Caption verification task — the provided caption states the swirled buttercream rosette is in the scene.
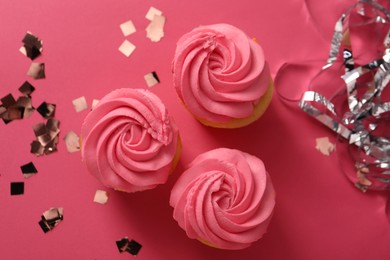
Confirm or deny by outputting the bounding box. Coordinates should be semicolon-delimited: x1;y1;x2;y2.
170;148;275;250
81;88;180;193
173;23;273;128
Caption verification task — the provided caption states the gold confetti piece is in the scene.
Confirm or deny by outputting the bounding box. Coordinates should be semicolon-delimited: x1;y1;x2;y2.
144;71;160;87
146;14;165;42
93;190;109;205
37;102;56;119
19;81;35;96
91;99;100;110
116;237;142;256
27;62;45;79
145;6;162;21
64;131;80;153
120;20;136;37
38;207;64;233
72;96;88;112
31;119;60;156
118;40;136;57
20;31;43;60
315;137;336;156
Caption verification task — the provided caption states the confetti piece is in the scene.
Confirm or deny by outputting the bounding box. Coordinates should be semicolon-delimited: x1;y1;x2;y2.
146;14;166;42
145;6;162;21
93;190;109;205
31;119;60;156
63;131;80;153
118;40;136;57
19;81;35;96
20;162;38;178
20;31;43;60
120;20;136;37
1;94;16;108
27;62;45;79
38;207;64;233
91;99;99;110
37;102;56;119
116;237;142;256
0;93;35;123
72;96;88;112
315;137;336;156
144;71;160;87
10;182;24;195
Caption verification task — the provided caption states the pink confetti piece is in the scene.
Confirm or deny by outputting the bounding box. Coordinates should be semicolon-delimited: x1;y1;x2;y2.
118;40;136;57
315;137;336;156
146;14;165;42
145;7;162;21
63;131;80;153
144;71;160;87
120;20;136;37
93;190;109;205
72;96;88;112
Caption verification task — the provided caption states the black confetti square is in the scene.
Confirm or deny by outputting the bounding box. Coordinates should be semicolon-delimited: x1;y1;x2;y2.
19;81;35;96
116;237;142;256
10;182;24;195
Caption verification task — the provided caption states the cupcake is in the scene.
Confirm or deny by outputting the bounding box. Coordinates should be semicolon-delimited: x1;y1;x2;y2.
172;23;273;128
170;148;275;250
81;88;181;193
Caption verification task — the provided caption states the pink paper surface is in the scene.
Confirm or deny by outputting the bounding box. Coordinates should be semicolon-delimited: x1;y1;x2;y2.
1;0;390;259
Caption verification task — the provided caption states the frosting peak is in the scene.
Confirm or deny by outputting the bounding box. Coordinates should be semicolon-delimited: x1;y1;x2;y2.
81;88;179;193
170;148;275;250
173;23;271;123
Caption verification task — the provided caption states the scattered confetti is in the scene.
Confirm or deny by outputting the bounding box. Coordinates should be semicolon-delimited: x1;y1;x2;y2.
144;71;160;87
10;182;24;195
120;20;136;37
355;163;372;192
19;31;43;60
0;93;35;123
91;99;99;110
1;93;16;108
146;14;166;42
63;131;80;153
118;40;136;57
315;137;336;156
18;81;35;96
145;6;162;21
72;96;88;112
93;190;109;205
27;62;45;79
20;162;38;178
31;118;60;156
37;102;56;119
116;237;142;256
38;207;64;233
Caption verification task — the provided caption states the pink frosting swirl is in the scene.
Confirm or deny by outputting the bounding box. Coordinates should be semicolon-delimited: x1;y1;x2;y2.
173;23;271;123
170;148;275;250
81;88;179;193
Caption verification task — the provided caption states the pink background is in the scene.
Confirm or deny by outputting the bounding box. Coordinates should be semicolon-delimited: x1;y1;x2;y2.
1;0;390;259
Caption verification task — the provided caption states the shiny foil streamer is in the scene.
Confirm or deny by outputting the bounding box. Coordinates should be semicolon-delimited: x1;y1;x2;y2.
299;0;390;191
